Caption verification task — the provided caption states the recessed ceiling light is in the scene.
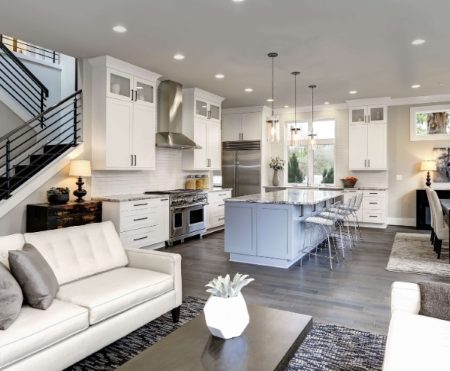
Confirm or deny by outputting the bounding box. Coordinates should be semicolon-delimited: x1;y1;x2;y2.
324;101;330;105
284;105;289;108
173;53;185;60
244;88;253;92
112;25;127;33
411;84;421;89
412;38;426;46
215;73;225;79
232;0;245;2
267;98;274;102
349;90;358;95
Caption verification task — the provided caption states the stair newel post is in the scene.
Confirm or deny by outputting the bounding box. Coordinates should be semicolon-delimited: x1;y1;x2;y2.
5;139;11;198
39;90;45;128
73;95;78;145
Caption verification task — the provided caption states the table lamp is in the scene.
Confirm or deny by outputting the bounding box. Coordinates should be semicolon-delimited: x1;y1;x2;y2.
69;160;91;202
420;160;436;187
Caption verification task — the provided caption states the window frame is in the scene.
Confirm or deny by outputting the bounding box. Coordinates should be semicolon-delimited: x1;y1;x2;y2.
285;119;336;186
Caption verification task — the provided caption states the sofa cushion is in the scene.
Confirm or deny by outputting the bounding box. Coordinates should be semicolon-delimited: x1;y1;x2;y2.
0;263;23;330
24;221;128;285
9;244;59;310
0;233;25;270
56;267;173;325
0;299;88;369
383;312;450;371
418;281;450;320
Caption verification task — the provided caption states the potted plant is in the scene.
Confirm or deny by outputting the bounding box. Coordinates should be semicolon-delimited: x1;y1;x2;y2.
47;187;70;205
269;157;285;186
204;273;254;339
341;176;358;188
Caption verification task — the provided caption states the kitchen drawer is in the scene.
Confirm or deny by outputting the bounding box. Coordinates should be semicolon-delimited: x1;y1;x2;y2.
208;190;232;204
363;190;385;198
362;211;384;224
120;209;159;232
363;198;384;210
120;198;168;212
121;226;161;248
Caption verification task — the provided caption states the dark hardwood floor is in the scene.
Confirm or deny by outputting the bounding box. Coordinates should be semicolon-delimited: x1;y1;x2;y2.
164;226;450;335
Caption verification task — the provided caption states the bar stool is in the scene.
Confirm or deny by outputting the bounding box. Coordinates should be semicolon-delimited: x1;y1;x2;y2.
301;203;341;270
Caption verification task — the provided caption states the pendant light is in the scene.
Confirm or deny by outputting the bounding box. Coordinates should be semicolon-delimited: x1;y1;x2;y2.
266;52;280;143
289;71;301;146
308;84;317;150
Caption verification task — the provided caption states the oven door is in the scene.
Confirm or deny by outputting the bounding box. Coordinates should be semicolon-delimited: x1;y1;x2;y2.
171;207;187;239
186;204;206;234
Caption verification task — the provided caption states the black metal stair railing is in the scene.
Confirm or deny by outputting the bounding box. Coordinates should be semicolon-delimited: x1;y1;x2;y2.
0;34;49;121
0;90;82;201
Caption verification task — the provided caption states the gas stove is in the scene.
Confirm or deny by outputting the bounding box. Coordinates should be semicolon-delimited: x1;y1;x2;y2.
144;189;207;208
144;189;208;245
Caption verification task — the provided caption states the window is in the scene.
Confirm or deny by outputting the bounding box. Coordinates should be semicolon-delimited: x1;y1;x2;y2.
287;120;335;185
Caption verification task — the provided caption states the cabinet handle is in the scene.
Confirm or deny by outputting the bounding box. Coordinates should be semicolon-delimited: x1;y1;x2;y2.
219;193;228;196
160;198;169;201
135;90;138;101
207;158;211;167
369;192;378;195
369;215;378;218
133;217;148;221
369;202;378;205
134;155;137;166
131;89;134;101
131;155;133;166
218;217;225;221
133;203;149;207
218;203;225;207
239;132;244;140
133;236;148;241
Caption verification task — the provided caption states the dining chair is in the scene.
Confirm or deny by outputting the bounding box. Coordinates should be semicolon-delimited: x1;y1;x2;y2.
429;189;449;260
425;187;436;248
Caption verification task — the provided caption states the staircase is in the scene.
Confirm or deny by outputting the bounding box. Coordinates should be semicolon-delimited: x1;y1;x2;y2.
0;35;82;202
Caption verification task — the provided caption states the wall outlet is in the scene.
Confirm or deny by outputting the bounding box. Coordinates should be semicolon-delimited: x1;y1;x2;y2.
396;174;403;181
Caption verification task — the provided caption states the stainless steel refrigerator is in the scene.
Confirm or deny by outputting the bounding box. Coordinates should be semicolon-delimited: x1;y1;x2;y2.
222;141;261;197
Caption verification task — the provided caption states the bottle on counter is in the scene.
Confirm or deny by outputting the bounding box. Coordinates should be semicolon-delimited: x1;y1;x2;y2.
201;175;209;190
195;175;203;190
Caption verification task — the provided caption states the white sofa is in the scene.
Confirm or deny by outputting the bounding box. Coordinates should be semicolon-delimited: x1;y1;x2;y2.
383;282;450;371
0;221;182;371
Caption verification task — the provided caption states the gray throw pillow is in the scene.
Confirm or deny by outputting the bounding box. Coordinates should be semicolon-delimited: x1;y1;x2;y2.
418;281;450;321
9;244;59;310
0;262;23;330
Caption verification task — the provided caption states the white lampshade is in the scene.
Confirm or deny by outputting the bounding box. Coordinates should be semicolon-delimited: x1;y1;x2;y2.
69;160;92;177
420;160;437;172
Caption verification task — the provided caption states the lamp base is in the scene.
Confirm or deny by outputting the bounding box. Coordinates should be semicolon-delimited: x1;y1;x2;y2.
425;171;432;187
73;176;87;202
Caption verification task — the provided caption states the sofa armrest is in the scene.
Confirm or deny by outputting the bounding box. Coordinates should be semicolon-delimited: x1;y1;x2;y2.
126;249;182;306
391;282;420;315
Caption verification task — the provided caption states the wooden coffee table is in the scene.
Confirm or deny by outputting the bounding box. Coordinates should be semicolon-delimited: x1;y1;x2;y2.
117;304;312;371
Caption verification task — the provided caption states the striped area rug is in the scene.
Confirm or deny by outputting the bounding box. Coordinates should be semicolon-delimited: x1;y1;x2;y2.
67;297;386;371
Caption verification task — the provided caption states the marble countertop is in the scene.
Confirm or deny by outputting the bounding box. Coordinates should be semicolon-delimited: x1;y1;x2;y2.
264;185;388;191
226;189;344;206
93;194;168;202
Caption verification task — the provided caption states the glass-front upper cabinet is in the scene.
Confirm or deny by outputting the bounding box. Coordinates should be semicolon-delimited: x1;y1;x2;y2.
107;69;132;101
195;100;208;118
209;104;220;121
350;107;366;124
134;78;154;107
368;106;387;124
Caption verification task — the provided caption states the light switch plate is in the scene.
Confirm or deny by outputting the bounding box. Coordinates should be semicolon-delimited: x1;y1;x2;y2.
396;174;403;181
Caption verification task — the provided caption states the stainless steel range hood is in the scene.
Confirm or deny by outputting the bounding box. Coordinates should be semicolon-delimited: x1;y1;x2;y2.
156;80;199;149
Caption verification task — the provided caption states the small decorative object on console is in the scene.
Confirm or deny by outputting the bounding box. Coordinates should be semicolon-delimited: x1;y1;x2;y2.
47;187;69;205
270;157;285;186
204;273;254;339
69;160;91;202
341;176;358;188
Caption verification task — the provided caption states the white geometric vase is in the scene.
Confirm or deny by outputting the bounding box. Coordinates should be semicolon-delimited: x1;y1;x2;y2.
203;292;250;339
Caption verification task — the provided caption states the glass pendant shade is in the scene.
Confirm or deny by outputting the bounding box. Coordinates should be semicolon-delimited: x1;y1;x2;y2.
266;52;280;143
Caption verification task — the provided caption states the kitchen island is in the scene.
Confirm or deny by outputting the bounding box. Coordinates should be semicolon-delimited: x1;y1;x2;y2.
224;189;343;268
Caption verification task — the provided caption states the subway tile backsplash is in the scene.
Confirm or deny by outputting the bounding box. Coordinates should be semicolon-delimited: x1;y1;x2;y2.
91;148;207;196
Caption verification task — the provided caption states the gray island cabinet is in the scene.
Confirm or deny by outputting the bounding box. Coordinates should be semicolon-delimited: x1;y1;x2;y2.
224;190;343;268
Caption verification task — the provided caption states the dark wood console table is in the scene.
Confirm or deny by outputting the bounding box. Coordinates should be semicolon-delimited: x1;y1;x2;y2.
26;201;102;232
416;189;450;230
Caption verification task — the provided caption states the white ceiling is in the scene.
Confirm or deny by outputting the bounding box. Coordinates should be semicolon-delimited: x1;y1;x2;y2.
1;0;449;108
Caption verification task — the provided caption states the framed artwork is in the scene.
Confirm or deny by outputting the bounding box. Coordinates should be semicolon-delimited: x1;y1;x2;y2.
433;147;450;188
410;105;450;141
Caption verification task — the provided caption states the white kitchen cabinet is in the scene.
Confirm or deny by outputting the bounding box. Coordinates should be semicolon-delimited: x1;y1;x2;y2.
343;189;387;226
182;88;224;171
102;197;170;249
348;104;387;171
205;190;232;230
222;110;263;141
90;56;161;170
350;105;386;125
